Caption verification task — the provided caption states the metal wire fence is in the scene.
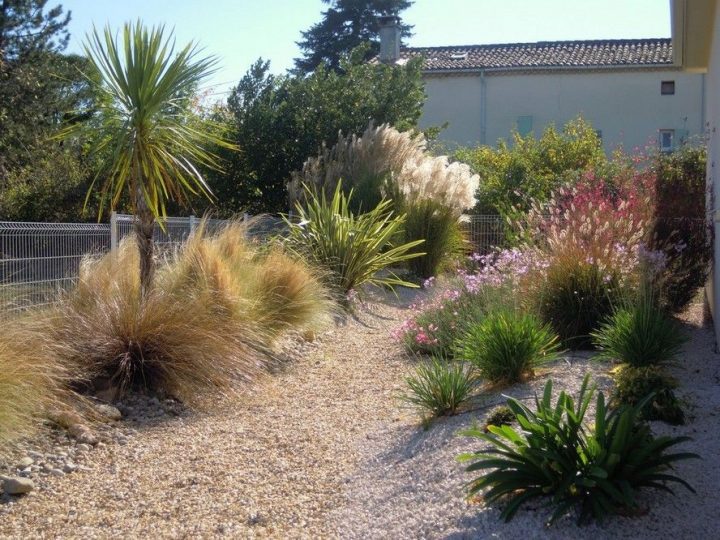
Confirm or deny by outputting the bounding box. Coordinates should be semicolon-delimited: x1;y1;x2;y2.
462;214;508;253
0;213;233;315
0;213;504;315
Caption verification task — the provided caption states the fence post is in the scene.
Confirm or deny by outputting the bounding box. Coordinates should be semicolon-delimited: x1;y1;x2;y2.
189;214;197;235
110;211;118;254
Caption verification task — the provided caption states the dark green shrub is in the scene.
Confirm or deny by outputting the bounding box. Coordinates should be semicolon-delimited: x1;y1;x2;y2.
651;145;711;313
456;310;560;385
455;117;606;218
592;290;686;367
537;258;620;349
404;199;465;279
459;376;698;525
399;358;477;417
612;365;685;425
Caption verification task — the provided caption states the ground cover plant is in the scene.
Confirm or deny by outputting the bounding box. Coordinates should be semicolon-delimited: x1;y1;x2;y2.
611;365;685;425
455;310;560;385
283;183;424;295
394;286;489;357
459;376;698;525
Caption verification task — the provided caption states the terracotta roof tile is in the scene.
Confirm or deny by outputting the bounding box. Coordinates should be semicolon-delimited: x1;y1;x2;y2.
401;38;673;71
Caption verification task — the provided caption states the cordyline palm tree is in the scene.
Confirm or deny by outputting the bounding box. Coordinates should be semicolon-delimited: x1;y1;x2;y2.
63;21;234;295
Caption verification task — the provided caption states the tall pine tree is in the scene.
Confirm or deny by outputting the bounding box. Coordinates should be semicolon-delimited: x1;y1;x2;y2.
294;0;413;73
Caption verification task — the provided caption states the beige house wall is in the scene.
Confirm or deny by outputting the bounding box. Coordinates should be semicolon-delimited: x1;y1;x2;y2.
419;69;704;153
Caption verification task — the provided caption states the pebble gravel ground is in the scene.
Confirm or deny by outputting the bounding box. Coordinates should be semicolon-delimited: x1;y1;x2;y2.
1;292;719;539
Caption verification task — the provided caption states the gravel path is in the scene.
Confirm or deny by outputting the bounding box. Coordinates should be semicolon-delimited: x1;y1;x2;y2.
1;292;718;539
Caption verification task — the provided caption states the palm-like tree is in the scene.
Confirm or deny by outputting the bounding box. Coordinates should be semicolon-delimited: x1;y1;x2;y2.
65;21;233;295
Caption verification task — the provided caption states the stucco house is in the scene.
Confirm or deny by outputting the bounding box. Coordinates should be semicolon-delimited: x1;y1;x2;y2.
671;0;719;343
379;18;704;153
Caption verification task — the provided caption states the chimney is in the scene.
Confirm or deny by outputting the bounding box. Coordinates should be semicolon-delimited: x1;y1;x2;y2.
378;15;401;63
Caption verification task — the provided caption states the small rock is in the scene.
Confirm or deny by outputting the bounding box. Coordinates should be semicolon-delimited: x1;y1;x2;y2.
2;477;34;495
94;403;122;421
77;444;92;452
27;450;44;460
63;463;77;474
68;424;99;445
49;410;83;429
49;468;65;477
17;457;34;468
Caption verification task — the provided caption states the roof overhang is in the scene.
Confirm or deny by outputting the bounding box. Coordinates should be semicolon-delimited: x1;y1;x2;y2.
671;0;716;71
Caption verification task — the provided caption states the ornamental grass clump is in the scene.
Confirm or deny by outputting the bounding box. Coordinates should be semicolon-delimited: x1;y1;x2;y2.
592;287;686;367
399;357;477;417
459;376;698;525
290;123;479;279
456;310;560;385
283;182;424;295
0;317;78;453
39;220;330;404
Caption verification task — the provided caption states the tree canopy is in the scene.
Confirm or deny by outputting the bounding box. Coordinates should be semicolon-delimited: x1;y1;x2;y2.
205;45;426;215
294;0;413;73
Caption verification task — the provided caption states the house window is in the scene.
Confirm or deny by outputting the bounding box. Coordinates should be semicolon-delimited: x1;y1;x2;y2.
517;115;533;136
659;129;675;152
661;81;675;95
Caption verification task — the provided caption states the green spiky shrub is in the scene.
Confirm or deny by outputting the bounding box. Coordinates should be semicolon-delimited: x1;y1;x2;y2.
592;288;686;367
283;183;425;295
612;365;685;425
399;357;477;417
459;376;698;525
456;310;560;385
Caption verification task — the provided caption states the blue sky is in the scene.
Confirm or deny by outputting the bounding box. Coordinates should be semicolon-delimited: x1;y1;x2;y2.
60;0;671;96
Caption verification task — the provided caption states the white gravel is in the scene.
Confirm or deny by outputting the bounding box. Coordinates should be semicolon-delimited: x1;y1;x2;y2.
332;301;720;539
1;291;718;539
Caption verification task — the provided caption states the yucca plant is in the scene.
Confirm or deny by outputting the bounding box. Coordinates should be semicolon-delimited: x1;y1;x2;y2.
592;287;687;367
59;21;235;294
399;358;477;417
456;310;560;385
283;182;425;294
459;376;698;525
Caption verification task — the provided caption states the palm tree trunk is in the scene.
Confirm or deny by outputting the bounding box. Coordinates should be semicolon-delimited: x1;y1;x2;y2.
134;188;155;297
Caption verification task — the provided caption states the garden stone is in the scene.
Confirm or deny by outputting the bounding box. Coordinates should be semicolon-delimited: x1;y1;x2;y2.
17;457;34;468
68;424;99;445
63;463;77;474
49;410;83;429
94;403;122;421
2;477;34;495
49;468;64;477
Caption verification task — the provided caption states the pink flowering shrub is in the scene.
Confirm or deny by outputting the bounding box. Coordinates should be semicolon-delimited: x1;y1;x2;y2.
393;285;486;357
